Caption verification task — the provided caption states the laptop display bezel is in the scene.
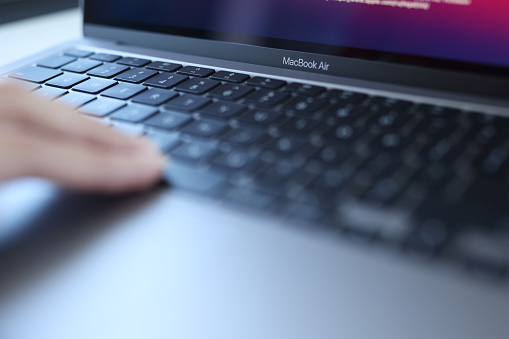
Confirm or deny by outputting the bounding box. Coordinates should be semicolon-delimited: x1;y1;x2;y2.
81;1;509;102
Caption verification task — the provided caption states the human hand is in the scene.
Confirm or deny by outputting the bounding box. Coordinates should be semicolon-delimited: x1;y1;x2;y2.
0;82;166;193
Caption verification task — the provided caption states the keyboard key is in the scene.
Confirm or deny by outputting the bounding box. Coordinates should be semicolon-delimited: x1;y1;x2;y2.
46;73;89;89
291;188;332;208
79;98;126;117
170;142;218;163
464;121;506;148
475;148;508;177
418;104;461;117
266;137;306;154
373;110;412;130
244;89;290;108
200;101;247;119
322;124;366;145
174;78;220;94
162;94;211;112
246;77;286;89
177;66;214;77
279;117;323;135
110;104;158;123
37;55;76;69
117;57;151;67
238;108;284;128
358;153;396;178
223;128;268;146
338;200;411;241
361;177;405;205
181;119;229;138
282;96;328;115
256;160;298;188
211;151;256;172
73;78;116;94
9;66;62;83
88;63;129;78
56;92;96;109
144;111;193;131
467;112;502;125
422;138;461;164
145;130;181;153
405;220;449;260
308;168;347;196
143;73;188;89
283;83;325;96
223;187;278;209
414;116;458;138
324;103;368;121
90;53;121;62
313;146;351;164
370;133;406;151
146;61;182;72
324;89;368;104
414;162;451;189
208;83;254;101
210;71;249;83
370;97;412;112
284;203;328;223
115;68;158;83
164;162;224;193
62;59;102;73
131;88;178;106
64;49;93;58
102;83;147;100
34;86;67;100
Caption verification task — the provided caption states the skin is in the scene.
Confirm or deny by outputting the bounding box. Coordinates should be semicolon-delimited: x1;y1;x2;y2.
0;82;166;193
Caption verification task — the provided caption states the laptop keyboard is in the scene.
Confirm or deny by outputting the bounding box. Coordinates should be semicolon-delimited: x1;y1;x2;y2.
7;48;509;282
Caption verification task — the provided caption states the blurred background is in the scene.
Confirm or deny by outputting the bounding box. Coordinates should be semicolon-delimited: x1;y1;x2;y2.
0;0;76;24
0;0;80;66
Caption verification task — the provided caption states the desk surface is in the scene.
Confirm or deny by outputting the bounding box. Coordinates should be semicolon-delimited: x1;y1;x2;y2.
0;8;81;67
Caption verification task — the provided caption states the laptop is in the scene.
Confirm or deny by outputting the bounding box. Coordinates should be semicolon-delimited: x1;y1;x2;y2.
0;0;508;338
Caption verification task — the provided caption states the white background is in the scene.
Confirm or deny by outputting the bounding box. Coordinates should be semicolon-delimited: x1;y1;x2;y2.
0;8;81;67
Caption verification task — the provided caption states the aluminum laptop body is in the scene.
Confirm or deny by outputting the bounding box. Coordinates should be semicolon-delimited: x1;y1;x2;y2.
1;0;509;338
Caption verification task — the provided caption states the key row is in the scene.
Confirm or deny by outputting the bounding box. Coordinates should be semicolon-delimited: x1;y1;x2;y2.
37;49;352;95
9;64;452;119
12;50;503;125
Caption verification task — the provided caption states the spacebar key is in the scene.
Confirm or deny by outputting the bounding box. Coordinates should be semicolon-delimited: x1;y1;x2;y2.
164;162;225;193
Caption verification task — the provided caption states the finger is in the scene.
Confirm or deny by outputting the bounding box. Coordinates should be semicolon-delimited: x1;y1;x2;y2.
0;83;150;152
0;130;167;193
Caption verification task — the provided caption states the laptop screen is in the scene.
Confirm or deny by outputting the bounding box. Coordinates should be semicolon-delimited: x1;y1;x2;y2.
84;0;509;74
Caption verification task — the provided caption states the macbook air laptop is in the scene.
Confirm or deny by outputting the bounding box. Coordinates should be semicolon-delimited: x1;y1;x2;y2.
0;0;508;338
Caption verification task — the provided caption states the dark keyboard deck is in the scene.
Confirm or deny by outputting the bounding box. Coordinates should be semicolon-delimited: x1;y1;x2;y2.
7;48;509;282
